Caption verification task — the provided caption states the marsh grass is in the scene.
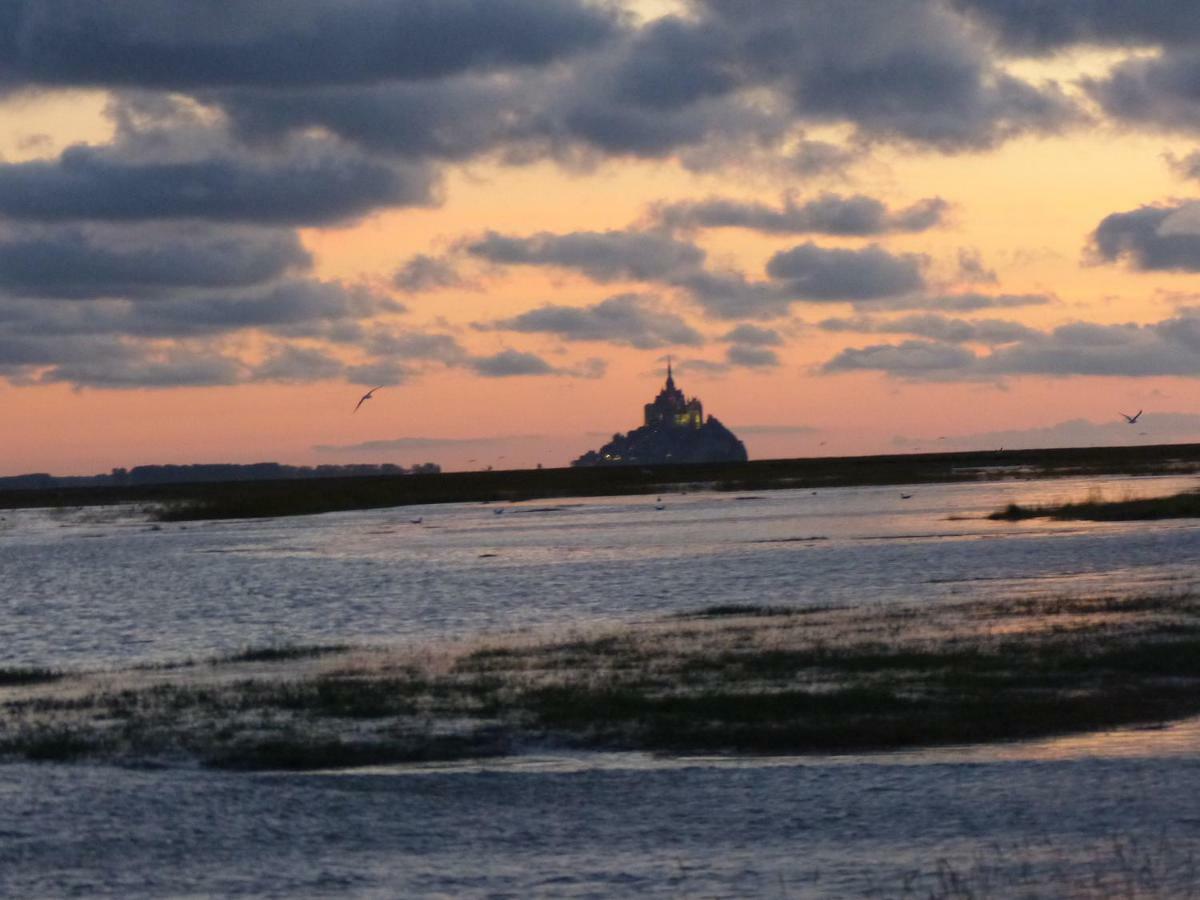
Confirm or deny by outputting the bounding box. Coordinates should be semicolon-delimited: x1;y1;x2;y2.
991;489;1200;522
7;593;1200;769
0;667;63;687
215;644;350;665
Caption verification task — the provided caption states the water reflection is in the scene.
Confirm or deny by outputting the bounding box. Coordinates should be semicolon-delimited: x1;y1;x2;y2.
3;474;1200;669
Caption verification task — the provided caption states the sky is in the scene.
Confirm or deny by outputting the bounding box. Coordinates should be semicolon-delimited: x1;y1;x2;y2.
8;1;1200;474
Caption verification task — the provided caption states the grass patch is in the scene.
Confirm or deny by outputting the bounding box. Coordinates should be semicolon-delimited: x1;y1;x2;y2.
676;604;808;619
991;490;1200;522
9;594;1200;769
215;644;350;665
0;667;64;687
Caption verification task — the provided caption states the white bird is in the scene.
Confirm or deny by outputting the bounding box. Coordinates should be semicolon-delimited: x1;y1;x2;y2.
1120;409;1142;424
353;386;383;413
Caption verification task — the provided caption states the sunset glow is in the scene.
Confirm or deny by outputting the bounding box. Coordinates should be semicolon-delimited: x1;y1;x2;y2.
7;1;1200;474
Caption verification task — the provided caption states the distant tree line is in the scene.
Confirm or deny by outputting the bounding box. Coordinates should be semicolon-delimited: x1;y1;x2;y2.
0;462;441;491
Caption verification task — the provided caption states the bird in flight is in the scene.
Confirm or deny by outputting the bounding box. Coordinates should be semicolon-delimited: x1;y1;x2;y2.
353;386;383;413
1119;409;1143;424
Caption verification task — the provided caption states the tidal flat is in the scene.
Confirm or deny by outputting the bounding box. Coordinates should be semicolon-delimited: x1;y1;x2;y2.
6;591;1200;771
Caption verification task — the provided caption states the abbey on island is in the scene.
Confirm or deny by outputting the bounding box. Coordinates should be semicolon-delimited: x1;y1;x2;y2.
572;363;748;467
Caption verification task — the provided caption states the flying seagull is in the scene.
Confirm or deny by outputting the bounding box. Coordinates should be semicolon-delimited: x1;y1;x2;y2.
353;386;383;413
1119;409;1143;424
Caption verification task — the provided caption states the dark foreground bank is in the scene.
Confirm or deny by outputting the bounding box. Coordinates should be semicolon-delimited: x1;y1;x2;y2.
5;442;1200;521
4;592;1200;770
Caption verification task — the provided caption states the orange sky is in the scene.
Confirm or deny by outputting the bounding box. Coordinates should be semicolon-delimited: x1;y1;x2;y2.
5;5;1200;475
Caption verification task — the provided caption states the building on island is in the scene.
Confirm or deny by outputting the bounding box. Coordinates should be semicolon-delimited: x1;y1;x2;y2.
572;362;748;466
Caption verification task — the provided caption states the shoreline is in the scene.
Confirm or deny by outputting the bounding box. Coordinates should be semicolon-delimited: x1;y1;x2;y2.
2;441;1200;521
6;592;1200;771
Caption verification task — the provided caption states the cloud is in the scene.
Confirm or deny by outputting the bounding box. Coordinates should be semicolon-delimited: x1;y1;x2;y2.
251;345;345;383
952;1;1200;54
956;248;998;284
464;229;705;282
737;424;821;436
481;293;703;349
468;349;556;377
655;270;785;320
392;254;469;293
1084;49;1200;133
822;314;1200;379
868;291;1055;312
314;433;549;455
726;344;780;368
0;0;621;91
0;141;434;226
765;242;927;301
342;361;412;388
606;0;1078;151
364;330;469;365
720;324;783;346
818;313;1038;344
899;413;1200;452
822;339;978;377
0;223;309;299
0;280;397;339
1090;203;1200;271
653;193;948;236
35;344;246;389
191;0;1076;170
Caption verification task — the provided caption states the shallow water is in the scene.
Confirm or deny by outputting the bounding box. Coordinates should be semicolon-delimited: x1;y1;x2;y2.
3;734;1200;898
2;474;1199;669
4;473;1200;896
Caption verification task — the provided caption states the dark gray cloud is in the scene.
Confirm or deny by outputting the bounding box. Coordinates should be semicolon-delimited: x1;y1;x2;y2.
1170;151;1200;181
951;1;1200;53
0;224;309;299
0;142;433;225
469;349;556;377
823;339;978;377
984;320;1200;376
0;280;397;339
0;0;620;91
482;293;703;349
252;345;345;383
465;229;705;282
675;0;1078;150
654;193;948;236
393;254;469;293
765;243;926;302
818;313;1037;344
364;330;469;365
1081;47;1200;135
788;139;862;176
956;248;998;284
726;344;779;368
720;324;783;346
203;0;1075;166
912;294;1056;314
343;361;414;388
867;291;1055;313
670;270;794;320
823;314;1200;379
36;344;246;389
1091;203;1200;271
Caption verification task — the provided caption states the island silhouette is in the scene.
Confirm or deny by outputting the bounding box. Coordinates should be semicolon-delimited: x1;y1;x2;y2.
573;362;747;466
